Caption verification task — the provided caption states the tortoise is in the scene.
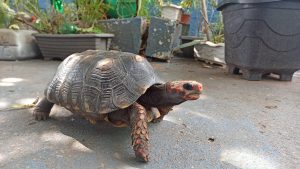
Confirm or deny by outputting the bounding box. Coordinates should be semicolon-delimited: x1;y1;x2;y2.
33;50;203;162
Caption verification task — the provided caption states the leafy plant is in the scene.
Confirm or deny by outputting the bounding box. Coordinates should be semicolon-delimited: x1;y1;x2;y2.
0;0;15;28
137;0;162;18
180;0;201;13
180;0;193;10
12;0;109;34
75;0;109;28
210;18;224;43
208;0;224;43
22;0;63;33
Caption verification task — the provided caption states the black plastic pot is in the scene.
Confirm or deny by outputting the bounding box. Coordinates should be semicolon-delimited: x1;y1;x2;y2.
34;33;114;60
217;0;283;10
217;0;300;81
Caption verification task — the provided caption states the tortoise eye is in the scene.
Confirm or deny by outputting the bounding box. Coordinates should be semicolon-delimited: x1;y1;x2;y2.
183;83;193;90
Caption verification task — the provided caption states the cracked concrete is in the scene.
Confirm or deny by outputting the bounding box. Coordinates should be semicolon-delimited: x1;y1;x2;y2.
0;57;299;169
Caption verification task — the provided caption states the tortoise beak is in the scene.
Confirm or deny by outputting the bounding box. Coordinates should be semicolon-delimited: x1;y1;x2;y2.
183;82;203;100
194;83;203;93
184;92;201;100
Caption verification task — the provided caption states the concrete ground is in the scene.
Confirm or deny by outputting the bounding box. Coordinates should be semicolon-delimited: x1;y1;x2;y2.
0;57;299;169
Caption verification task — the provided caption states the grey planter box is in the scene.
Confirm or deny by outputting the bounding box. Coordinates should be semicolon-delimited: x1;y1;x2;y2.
34;33;114;60
0;29;41;60
145;17;179;61
97;17;147;54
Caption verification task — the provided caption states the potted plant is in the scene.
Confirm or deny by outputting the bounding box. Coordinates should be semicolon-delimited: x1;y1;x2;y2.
179;0;201;24
16;0;114;60
179;0;192;24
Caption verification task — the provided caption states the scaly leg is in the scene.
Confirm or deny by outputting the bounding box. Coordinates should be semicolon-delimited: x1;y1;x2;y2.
33;97;54;121
152;106;173;123
129;102;149;162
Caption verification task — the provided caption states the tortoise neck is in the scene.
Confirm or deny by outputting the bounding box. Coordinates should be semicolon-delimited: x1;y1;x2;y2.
137;83;185;107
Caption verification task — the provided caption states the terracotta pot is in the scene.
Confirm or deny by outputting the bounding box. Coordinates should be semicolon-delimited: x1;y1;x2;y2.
180;13;191;24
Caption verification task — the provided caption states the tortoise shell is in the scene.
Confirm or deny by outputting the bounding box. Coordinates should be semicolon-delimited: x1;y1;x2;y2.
46;50;161;115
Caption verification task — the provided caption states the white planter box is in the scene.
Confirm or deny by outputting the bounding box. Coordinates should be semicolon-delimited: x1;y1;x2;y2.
194;41;225;65
0;29;41;60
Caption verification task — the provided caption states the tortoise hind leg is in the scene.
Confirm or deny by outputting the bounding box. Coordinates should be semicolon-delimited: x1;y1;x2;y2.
33;97;54;121
129;103;150;162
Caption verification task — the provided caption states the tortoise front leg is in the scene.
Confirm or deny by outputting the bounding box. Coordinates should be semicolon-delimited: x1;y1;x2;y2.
33;97;54;120
152;106;173;123
129;102;149;162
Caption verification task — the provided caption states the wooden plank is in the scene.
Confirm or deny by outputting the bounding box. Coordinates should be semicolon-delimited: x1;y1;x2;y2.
201;0;211;41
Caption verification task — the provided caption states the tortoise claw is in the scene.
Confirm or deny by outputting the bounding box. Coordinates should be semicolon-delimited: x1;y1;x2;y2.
135;148;150;162
32;97;53;121
33;110;49;121
151;117;164;123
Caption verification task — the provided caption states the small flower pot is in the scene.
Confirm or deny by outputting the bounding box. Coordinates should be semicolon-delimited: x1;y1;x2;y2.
180;13;191;24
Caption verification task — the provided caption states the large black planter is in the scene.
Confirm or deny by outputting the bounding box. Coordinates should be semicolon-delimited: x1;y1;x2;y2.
34;33;114;60
218;0;300;81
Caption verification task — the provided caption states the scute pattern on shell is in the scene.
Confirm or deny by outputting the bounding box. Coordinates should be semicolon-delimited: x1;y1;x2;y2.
46;50;160;115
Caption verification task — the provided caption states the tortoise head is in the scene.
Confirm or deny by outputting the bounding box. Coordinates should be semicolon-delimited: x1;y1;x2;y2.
166;81;203;101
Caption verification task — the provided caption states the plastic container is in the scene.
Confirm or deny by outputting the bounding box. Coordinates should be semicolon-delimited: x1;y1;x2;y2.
0;29;41;60
217;0;300;81
34;33;114;60
161;4;183;22
105;0;137;18
217;0;283;8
